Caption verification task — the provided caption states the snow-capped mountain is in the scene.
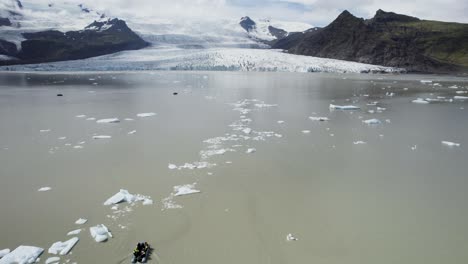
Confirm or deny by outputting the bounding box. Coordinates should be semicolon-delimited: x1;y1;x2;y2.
0;0;404;73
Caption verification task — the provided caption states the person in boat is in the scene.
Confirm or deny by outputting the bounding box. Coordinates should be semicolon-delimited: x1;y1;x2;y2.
133;242;149;261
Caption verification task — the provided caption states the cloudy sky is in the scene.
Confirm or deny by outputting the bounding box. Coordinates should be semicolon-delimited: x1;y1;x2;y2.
16;0;468;26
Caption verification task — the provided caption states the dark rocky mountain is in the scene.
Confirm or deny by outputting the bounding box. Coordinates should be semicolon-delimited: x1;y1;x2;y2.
240;16;256;32
268;26;287;39
0;39;17;56
0;17;11;26
273;10;468;73
0;18;149;66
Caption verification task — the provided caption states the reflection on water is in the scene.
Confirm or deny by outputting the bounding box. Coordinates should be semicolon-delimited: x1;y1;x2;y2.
0;71;468;264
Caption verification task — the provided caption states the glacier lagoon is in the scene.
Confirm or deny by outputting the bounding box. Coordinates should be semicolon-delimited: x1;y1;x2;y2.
0;71;468;264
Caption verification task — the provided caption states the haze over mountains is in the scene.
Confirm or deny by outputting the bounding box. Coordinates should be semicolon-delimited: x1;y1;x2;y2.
0;0;467;73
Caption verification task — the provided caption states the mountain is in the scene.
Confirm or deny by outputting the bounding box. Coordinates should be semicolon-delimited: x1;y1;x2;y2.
273;10;468;73
0;18;148;65
239;16;312;46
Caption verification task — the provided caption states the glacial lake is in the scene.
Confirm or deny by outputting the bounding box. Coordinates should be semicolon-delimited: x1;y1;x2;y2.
0;71;468;264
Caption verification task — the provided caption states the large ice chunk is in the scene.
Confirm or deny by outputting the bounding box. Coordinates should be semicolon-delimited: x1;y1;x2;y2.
75;218;87;225
174;184;201;197
329;104;359;110
442;141;461;147
0;246;43;264
48;237;79;255
90;224;112;243
103;189;152;206
0;249;10;259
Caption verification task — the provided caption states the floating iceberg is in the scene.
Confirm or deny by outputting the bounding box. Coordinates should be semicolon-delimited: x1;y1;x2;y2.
96;118;120;124
277;120;285;124
75;115;86;118
174;184;201;197
48;237;79;255
128;130;137;135
363;119;381;125
0;246;43;264
353;141;367;145
92;135;112;139
38;187;52;192
168;164;177;170
242;128;252;134
286;233;298;241
301;130;311;134
45;257;60;264
75;218;87;225
309;116;329;121
246;148;256;154
136;112;157;117
66;229;81;236
329;104;360;110
73;145;84;149
454;96;468;100
420;80;433;83
442;141;461;147
412;98;429;104
0;249;10;259
40;129;51;133
89;225;112;243
103;189;152;206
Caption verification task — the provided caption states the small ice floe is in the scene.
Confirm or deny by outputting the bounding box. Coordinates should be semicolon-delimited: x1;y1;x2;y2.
40;129;51;133
58;137;67;140
75;115;86;118
103;189;152;206
329;104;360;110
386;92;395;97
255;103;278;108
128;130;136;135
92;135;111;139
48;237;79;255
162;197;182;210
420;80;433;84
75;218;87;225
353;141;367;145
277;120;285;124
0;246;43;263
442;141;461;147
242;128;252;134
246;148;256;154
362;119;381;125
174;183;201;197
66;229;81;236
136;112;157;118
454;96;468;100
89;224;112;243
456;91;468;94
412;98;429;104
86;117;96;121
73;145;83;149
96;118;120;124
302;130;311;134
168;164;177;170
45;257;60;264
377;107;386;112
309;116;329;121
124;118;134;121
169;162;215;170
0;249;10;258
286;233;298;241
38;187;52;192
411;145;417;151
448;85;458;89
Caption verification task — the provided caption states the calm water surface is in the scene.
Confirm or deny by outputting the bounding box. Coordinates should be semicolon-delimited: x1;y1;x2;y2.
0;71;468;264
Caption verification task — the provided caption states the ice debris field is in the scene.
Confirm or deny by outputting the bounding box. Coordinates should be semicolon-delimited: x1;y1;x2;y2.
0;75;467;264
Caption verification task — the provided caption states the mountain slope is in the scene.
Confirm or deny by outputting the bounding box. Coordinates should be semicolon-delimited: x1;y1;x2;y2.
274;10;468;73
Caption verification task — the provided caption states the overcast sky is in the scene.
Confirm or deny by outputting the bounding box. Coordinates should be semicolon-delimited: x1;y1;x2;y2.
21;0;468;26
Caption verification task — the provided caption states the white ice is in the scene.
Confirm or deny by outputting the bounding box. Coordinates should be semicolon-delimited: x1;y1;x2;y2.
66;229;81;236
309;116;330;121
45;257;60;264
286;233;298;241
353;141;367;145
96;118;120;124
420;80;433;83
136;112;157;117
48;237;79;255
363;119;381;125
412;98;429;104
329;104;360;110
454;96;468;100
0;246;43;264
0;249;10;259
302;130;311;134
174;184;201;197
38;187;51;192
92;135;112;139
128;130;137;135
246;148;256;154
442;141;461;147
89;225;112;243
74;218;87;225
242;128;252;134
103;189;152;206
